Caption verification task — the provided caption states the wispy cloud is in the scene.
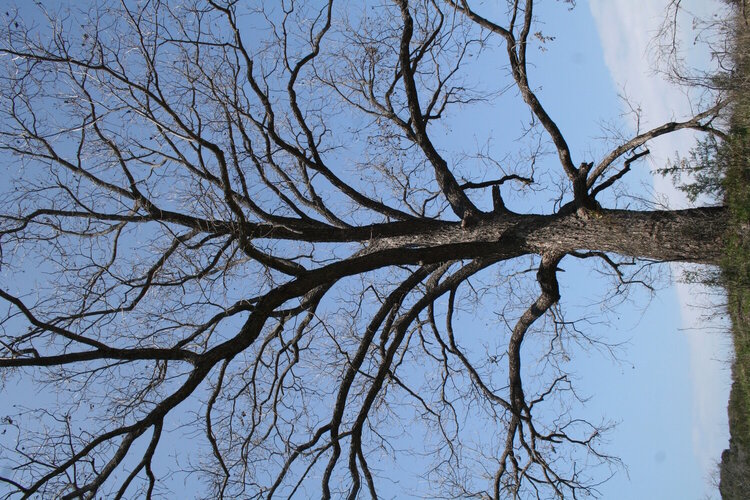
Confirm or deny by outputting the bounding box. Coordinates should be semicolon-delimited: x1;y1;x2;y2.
590;0;730;489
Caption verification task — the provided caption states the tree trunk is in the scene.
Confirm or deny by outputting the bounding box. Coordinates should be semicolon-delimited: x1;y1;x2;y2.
359;206;728;266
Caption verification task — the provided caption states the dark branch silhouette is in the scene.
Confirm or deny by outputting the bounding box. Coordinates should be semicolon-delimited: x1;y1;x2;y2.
0;1;728;498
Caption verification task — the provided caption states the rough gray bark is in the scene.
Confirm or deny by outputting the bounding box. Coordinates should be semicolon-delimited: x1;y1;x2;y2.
356;207;728;265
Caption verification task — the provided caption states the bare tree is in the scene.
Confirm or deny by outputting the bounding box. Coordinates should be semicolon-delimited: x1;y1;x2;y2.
0;1;730;498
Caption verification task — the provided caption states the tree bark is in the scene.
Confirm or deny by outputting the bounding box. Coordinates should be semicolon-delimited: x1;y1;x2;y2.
356;206;728;266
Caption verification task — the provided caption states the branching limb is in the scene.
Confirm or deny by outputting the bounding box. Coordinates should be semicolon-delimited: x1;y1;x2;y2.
588;103;726;189
590;148;650;199
397;0;480;223
449;0;579;185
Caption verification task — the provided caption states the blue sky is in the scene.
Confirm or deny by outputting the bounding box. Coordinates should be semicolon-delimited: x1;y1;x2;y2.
367;1;733;496
436;0;731;498
587;1;731;498
0;1;734;498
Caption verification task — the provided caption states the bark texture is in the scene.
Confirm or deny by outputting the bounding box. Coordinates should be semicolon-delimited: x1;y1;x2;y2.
360;206;728;266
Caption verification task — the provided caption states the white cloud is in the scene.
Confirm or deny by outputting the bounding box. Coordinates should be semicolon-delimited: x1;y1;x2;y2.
590;0;731;490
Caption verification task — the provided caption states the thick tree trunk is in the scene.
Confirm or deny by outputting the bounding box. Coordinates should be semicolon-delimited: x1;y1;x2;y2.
520;206;728;264
357;206;728;266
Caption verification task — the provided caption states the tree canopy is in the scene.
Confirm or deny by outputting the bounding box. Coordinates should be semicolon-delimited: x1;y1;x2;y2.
0;1;729;498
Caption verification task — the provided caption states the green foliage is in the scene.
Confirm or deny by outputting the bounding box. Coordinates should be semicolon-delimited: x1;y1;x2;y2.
658;136;725;204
